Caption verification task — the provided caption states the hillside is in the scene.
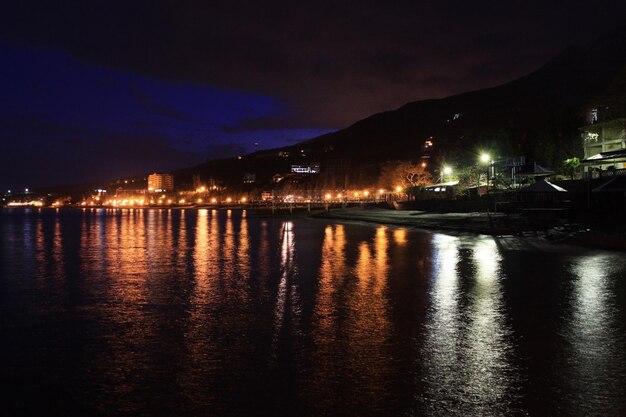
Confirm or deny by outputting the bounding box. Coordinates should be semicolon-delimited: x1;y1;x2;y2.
179;24;626;189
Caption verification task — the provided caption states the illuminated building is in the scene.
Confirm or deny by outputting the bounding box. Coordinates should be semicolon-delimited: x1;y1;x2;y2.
147;173;174;192
580;117;626;172
291;163;320;174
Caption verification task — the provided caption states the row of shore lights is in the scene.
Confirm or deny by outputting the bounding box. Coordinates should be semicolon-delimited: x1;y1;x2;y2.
324;189;399;200
89;196;249;206
89;161;464;207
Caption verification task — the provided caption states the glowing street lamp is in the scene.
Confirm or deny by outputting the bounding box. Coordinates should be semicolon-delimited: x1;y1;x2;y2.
479;153;492;192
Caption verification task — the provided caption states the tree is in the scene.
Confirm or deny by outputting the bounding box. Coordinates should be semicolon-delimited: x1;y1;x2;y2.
562;157;580;180
456;165;480;192
378;161;433;189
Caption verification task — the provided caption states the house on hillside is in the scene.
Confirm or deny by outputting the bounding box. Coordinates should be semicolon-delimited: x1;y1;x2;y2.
580;117;626;172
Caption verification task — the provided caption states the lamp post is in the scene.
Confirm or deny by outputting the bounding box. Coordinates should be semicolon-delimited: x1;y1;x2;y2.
442;166;453;182
480;153;491;194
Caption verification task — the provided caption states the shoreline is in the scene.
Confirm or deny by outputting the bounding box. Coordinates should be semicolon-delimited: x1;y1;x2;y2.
311;208;626;253
311;207;512;235
4;206;624;251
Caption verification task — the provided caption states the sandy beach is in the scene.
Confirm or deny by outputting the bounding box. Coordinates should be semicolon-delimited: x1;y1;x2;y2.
312;207;518;235
310;207;626;252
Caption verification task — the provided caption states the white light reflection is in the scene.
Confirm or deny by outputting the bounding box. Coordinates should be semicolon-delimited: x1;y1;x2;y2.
464;238;513;414
271;221;300;358
430;234;460;325
421;236;515;415
563;254;626;415
421;234;461;413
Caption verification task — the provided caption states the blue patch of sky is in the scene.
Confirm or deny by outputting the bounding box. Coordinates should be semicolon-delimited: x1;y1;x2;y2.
0;42;332;157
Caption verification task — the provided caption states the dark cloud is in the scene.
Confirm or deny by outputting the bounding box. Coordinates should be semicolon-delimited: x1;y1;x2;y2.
3;1;626;128
131;87;196;123
0;112;202;188
220;112;303;133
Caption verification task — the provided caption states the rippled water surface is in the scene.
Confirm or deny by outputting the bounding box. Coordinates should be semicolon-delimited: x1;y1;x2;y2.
1;208;626;416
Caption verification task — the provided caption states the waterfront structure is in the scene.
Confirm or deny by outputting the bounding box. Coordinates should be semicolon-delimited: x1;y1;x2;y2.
147;173;174;192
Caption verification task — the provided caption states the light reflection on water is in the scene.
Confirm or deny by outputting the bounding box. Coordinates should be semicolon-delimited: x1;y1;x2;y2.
1;208;626;416
420;236;521;416
561;254;626;416
306;225;394;415
272;221;297;351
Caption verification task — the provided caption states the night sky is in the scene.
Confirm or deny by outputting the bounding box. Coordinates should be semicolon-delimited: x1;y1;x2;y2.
2;1;626;190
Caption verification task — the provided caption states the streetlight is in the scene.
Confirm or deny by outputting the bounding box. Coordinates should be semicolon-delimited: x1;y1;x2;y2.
442;166;453;182
479;153;492;193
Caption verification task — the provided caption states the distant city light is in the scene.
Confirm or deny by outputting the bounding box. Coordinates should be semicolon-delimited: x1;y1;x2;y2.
7;200;43;207
395;186;403;192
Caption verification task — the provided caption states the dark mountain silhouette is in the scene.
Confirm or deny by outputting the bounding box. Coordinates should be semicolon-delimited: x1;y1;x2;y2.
178;24;626;189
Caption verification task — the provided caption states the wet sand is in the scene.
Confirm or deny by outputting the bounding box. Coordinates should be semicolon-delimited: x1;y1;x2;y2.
312;207;518;235
311;207;626;252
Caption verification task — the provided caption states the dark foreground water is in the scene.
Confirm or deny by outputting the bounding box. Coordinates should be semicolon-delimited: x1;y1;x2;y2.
1;208;626;417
